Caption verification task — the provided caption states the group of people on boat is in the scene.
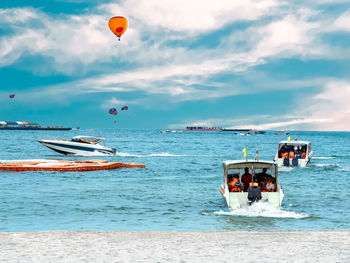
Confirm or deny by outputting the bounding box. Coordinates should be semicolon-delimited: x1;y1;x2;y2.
228;167;276;193
278;144;306;159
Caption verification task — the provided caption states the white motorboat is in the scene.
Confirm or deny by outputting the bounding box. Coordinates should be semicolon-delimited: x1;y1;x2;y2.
219;160;284;209
274;140;313;167
38;136;116;155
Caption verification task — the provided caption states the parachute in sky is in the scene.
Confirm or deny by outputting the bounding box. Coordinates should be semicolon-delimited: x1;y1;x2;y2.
121;105;128;111
109;108;118;115
108;16;128;40
9;94;15;99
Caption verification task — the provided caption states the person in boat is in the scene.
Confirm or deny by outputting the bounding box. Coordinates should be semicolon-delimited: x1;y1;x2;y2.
300;146;307;159
289;148;295;159
241;167;252;192
294;146;301;159
248;180;262;203
229;174;242;192
254;168;270;185
264;177;275;192
279;144;288;158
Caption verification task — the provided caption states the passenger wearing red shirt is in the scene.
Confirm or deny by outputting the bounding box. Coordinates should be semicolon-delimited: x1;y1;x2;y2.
241;167;252;192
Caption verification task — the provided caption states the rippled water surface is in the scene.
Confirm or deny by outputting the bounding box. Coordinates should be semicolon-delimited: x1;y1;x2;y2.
0;129;349;231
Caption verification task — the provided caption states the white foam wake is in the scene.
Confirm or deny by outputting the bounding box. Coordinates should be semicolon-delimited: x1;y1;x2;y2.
115;152;188;157
314;163;336;167
278;166;294;172
214;202;308;219
313;157;335;160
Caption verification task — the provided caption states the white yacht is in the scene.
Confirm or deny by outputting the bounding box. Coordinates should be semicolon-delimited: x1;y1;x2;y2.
274;140;313;167
38;136;116;155
220;160;284;209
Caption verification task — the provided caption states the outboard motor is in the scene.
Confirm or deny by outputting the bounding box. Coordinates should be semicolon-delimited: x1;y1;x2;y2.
248;184;262;205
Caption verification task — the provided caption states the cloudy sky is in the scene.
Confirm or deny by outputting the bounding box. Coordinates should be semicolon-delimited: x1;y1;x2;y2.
1;0;350;130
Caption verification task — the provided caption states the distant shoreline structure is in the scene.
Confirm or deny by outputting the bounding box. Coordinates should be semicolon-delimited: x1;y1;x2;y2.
186;126;252;132
0;121;72;131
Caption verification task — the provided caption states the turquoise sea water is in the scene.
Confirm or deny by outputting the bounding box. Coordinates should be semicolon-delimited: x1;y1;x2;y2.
0;129;349;231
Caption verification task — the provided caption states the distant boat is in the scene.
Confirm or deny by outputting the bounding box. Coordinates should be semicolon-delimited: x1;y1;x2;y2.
274;131;290;135
247;129;266;134
274;140;313;167
186;126;222;131
161;129;186;133
0;121;71;131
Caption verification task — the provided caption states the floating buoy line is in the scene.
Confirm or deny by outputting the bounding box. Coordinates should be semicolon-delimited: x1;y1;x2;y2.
0;159;145;172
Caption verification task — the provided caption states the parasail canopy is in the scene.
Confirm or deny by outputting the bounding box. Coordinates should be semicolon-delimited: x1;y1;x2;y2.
108;16;128;40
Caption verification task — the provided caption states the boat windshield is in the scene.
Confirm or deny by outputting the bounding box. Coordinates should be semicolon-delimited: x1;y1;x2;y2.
71;136;104;144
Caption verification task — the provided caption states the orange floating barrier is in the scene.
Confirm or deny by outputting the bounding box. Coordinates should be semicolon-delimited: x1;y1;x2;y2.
0;159;145;172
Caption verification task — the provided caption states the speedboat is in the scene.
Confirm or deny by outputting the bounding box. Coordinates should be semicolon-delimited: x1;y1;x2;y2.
219;160;284;209
274;140;313;167
38;136;116;155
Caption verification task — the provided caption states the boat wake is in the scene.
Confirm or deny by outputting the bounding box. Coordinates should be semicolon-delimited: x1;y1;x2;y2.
214;202;308;219
278;166;294;172
115;152;188;157
313;157;336;160
67;152;115;157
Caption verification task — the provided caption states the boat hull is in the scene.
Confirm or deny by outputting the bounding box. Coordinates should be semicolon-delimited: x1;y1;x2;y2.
220;184;284;209
274;155;312;167
38;140;116;155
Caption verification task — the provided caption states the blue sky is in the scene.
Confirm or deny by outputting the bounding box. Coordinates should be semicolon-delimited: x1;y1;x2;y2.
1;0;350;130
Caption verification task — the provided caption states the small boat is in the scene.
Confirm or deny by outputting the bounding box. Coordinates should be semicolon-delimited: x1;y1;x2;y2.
247;129;266;134
220;160;284;209
38;136;116;155
274;140;313;167
161;129;185;133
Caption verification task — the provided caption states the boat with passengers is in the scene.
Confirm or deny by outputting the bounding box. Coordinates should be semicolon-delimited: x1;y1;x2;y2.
38;136;116;155
220;160;284;209
274;139;313;167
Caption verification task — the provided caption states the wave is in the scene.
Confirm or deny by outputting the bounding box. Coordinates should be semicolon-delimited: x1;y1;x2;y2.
115;152;188;158
313;157;336;160
214;202;308;219
314;163;337;167
278;166;294;172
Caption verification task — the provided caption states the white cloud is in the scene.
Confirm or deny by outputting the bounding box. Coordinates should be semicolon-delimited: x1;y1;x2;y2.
123;0;279;34
330;11;350;32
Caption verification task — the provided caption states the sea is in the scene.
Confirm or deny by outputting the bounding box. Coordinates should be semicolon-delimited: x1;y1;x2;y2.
0;129;349;231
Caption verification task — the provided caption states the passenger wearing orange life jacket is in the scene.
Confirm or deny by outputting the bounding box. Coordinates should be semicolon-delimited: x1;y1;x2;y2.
264;178;275;192
301;152;306;159
229;174;242;192
281;152;289;159
289;150;295;159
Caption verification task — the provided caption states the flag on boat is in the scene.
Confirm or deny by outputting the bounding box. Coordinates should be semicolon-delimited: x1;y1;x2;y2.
242;148;247;158
255;146;259;161
287;136;291;141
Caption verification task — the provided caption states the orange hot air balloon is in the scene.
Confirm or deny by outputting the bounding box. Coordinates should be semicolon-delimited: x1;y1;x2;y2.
108;16;128;41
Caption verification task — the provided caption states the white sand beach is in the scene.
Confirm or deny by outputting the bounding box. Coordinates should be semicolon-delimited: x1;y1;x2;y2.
0;231;349;262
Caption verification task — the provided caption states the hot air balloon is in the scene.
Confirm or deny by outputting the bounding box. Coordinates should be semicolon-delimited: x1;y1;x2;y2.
109;108;118;115
121;105;128;111
9;94;15;99
108;16;128;41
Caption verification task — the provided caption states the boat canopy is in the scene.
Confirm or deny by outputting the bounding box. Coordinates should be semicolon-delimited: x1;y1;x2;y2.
222;160;278;182
223;160;277;170
277;140;310;147
71;136;104;144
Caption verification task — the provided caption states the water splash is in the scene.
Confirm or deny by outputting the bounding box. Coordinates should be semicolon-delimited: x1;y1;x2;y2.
214;202;308;219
